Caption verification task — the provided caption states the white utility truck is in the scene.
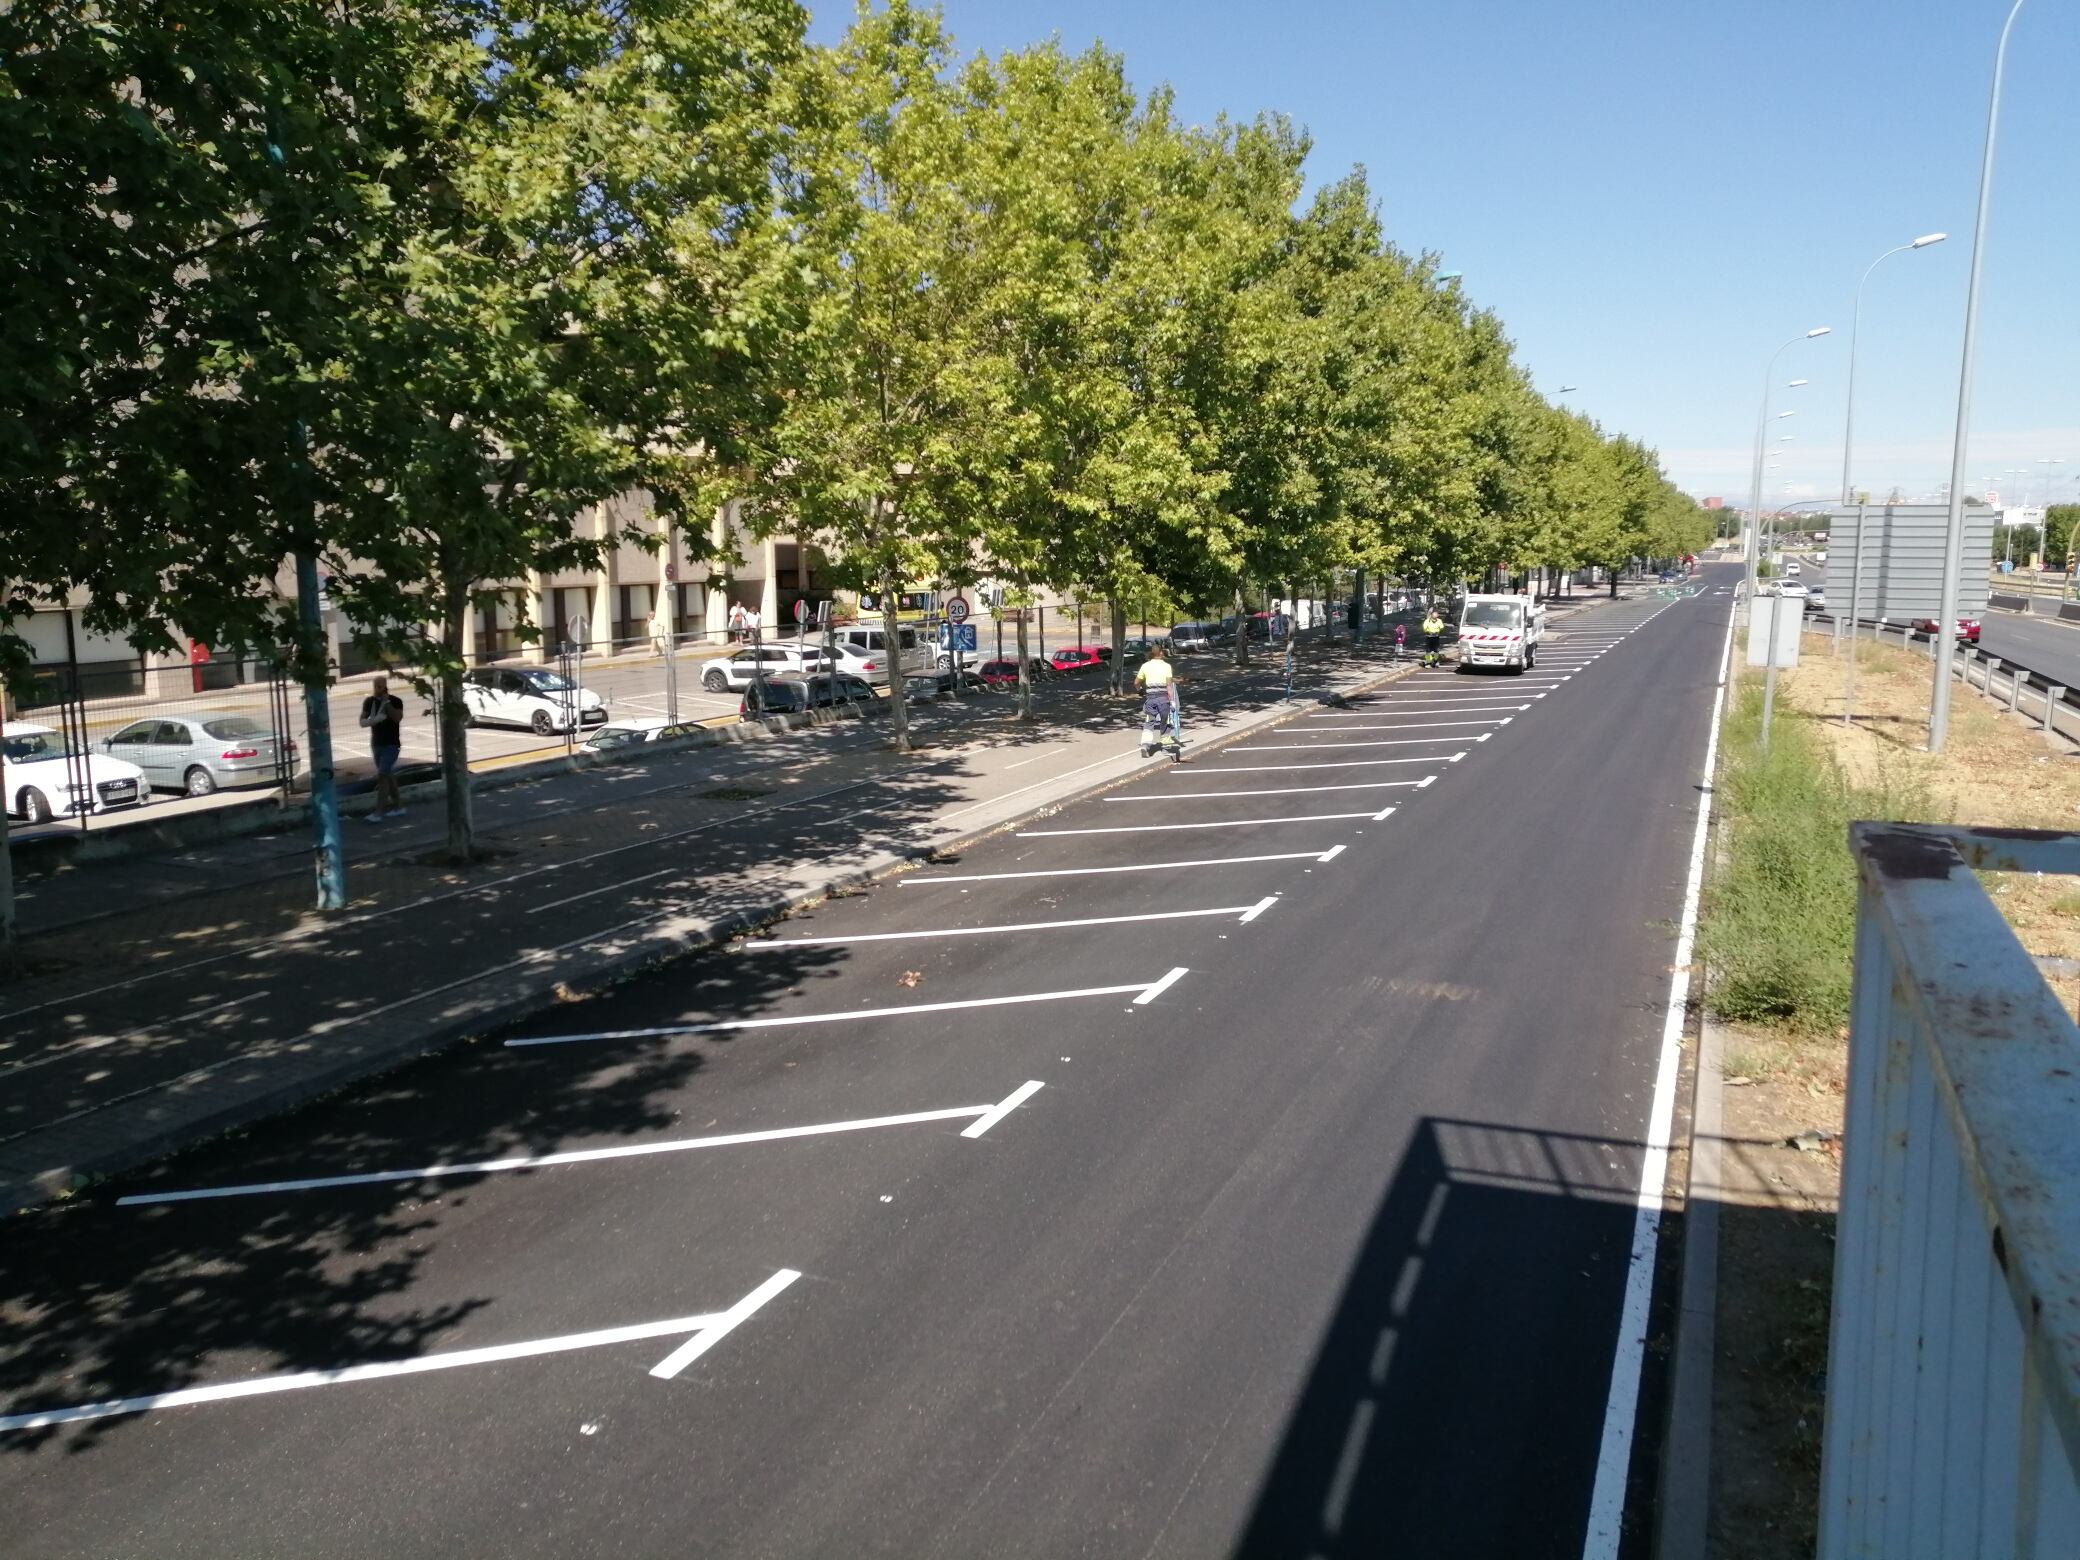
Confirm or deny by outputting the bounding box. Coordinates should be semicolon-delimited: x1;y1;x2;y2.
1455;594;1544;673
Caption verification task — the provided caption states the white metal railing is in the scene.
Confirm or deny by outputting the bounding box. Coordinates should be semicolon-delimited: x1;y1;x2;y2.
1821;824;2080;1556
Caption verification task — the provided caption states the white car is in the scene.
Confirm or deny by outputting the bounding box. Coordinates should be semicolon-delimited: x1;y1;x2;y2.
697;644;833;693
831;623;935;681
461;665;608;734
3;720;150;824
1777;581;1810;600
1784;561;1802;577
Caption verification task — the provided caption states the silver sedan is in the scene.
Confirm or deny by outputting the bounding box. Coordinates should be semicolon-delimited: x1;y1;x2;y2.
101;711;298;796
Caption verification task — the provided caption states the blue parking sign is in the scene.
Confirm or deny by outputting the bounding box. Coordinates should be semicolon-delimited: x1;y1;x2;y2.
937;624;978;652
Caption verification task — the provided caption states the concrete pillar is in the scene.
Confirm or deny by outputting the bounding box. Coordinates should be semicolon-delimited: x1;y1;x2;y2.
759;535;780;627
524;572;549;664
590;504;618;654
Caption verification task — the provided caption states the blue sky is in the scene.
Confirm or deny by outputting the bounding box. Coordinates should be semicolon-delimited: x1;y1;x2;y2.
809;1;2080;510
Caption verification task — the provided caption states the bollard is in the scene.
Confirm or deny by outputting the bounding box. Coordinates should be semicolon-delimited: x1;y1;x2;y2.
2049;686;2066;732
1984;656;2001;695
2009;667;2025;712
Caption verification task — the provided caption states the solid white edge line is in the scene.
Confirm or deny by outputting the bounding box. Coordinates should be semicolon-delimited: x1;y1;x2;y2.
649;1268;803;1380
505;980;1156;1047
1133;966;1189;1005
1238;895;1279;923
1317;844;1346;863
1020;811;1381;836
119;1104;1004;1204
902;849;1329;884
1579;600;1736;1559
745;902;1272;947
1;1304;754;1431
959;1079;1046;1139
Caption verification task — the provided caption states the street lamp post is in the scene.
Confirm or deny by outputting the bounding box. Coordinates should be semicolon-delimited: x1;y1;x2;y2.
1930;0;2028;753
1750;331;1831;750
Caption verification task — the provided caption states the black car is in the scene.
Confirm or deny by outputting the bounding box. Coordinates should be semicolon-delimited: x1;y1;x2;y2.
739;674;876;719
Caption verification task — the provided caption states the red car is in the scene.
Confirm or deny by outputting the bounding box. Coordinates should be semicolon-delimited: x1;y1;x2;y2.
977;658;1048;687
1911;616;1981;643
1048;647;1109;672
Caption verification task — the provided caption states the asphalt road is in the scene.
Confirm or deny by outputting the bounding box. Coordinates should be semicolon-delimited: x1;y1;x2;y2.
0;569;1736;1559
1798;559;2080;688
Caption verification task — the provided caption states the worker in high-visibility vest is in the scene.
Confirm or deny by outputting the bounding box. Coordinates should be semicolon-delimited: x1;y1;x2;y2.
1421;609;1446;667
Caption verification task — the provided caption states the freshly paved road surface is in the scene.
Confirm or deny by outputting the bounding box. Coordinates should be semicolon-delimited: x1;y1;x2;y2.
0;570;1737;1558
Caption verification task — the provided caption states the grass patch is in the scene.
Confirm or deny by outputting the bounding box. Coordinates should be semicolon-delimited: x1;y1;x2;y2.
1699;683;1935;1033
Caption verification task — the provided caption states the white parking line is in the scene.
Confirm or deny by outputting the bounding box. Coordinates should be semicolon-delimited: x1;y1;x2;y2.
1292;719;1511;732
744;899;1277;946
960;1079;1049;1139
1022;810;1392;836
1232;734;1464;751
1105;777;1434;800
1134;966;1190;1004
648;1267;804;1380
0;1270;801;1432
1358;700;1537;712
122;1083;1052;1204
504;972;1193;1048
903;846;1343;885
1184;753;1457;774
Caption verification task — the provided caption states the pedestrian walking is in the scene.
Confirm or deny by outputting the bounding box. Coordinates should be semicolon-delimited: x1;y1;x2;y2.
359;675;405;820
1421;608;1446;667
1394;621;1408;659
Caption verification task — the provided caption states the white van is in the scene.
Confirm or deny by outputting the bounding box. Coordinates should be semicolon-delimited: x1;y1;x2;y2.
1455;595;1544;673
832;624;933;683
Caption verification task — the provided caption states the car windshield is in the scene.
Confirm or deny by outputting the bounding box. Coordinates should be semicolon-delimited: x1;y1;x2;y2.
519;671;574;692
3;729;71;763
201;717;268;740
1461;603;1520;627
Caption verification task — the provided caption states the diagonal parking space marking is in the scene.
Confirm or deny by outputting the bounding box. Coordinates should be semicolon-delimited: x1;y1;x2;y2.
1185;753;1463;775
503;969;1194;1048
0;1269;802;1432
1104;777;1435;801
1023;809;1394;836
903;847;1343;884
1291;718;1510;733
1232;734;1465;751
744;899;1278;946
1361;698;1539;711
648;1268;804;1380
117;1081;1052;1205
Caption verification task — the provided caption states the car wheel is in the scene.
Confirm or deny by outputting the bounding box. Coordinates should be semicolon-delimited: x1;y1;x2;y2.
21;787;52;825
531;708;555;736
703;669;728;692
184;766;218;797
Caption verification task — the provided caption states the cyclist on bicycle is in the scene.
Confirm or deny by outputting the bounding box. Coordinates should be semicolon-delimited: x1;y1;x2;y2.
1135;644;1184;760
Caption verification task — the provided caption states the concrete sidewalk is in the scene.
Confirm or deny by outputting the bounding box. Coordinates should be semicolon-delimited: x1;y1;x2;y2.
0;591;1642;1214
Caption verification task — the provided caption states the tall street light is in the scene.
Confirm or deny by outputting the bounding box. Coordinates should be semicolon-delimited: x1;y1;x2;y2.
1839;234;1947;506
1746;336;1827;602
1931;0;2028;753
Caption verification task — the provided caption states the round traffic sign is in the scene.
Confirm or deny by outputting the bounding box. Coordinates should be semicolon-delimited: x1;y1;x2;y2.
945;594;970;624
793;599;810;624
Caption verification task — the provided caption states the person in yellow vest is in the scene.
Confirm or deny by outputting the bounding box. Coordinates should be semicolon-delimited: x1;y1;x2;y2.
1135;644;1183;760
1422;608;1446;667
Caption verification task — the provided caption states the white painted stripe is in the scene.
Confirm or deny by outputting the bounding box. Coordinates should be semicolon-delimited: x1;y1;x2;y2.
1580;602;1736;1559
1133;966;1189;1005
504;979;1162;1048
1183;754;1458;774
1372;806;1397;820
1356;701;1532;712
0;1271;800;1432
746;902;1274;946
1232;735;1464;752
120;1105;1008;1204
1238;895;1278;923
1318;844;1346;863
1022;811;1381;836
902;849;1329;885
528;868;674;915
960;1079;1046;1139
1285;718;1510;732
1102;778;1434;801
1002;746;1064;770
649;1268;802;1380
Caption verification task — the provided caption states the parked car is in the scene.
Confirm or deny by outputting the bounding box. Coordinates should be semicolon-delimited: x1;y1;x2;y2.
582;717;705;752
462;665;608;733
1912;616;1982;643
101;710;298;796
3;720;149;823
1168;623;1217;653
697;644;832;693
739;674;875;720
1048;647;1108;672
1804;585;1827;615
1776;582;1809;601
831;623;934;681
976;658;1050;688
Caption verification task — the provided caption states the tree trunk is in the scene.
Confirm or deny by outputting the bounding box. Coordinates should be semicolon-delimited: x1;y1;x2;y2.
1015;600;1034;721
1352;567;1367;643
880;567;912;753
1109;598;1127;694
439;584;476;864
0;772;15;976
1233;584;1251;669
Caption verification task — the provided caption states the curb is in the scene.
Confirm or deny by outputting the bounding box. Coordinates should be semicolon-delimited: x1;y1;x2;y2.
1654;1008;1726;1559
1;651;1424;1216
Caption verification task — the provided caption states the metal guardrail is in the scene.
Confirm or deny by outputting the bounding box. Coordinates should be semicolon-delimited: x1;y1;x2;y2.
1821;823;2080;1557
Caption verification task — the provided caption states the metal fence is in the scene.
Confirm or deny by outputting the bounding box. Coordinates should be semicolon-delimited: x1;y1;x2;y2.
1821;823;2080;1557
